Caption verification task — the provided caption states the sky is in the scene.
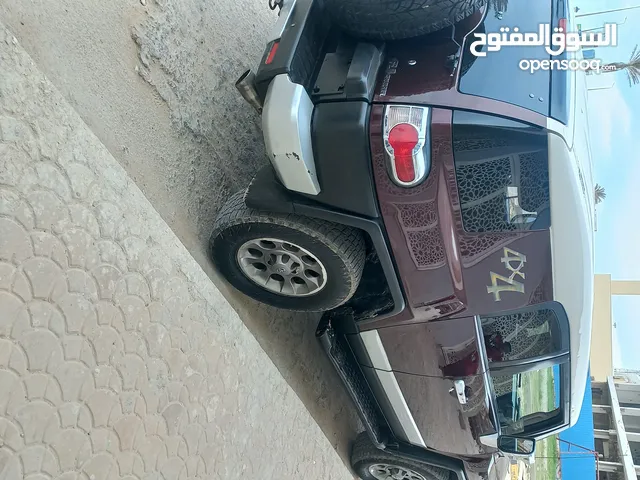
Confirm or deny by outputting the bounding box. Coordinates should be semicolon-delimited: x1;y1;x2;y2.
577;0;640;369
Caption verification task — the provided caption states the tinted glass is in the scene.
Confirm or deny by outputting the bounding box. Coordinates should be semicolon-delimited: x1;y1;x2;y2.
498;436;535;455
491;364;561;435
481;307;562;363
453;111;550;233
550;0;573;125
458;0;553;115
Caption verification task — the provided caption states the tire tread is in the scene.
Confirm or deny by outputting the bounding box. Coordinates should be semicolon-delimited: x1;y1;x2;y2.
326;0;488;40
210;191;366;311
351;432;452;480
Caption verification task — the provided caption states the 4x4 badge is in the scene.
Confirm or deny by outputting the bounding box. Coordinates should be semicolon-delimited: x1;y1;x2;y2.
487;248;527;301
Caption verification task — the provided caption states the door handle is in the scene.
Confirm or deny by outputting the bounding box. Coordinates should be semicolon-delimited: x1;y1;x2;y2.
450;379;468;405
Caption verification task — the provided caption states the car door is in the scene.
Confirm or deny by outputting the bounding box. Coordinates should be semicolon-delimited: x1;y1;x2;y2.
360;316;500;456
356;301;570;457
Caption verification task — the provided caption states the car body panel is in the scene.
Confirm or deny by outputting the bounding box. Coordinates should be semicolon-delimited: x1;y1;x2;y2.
548;128;594;425
395;371;497;456
357;319;500;457
362;107;554;332
372;6;548;129
373;316;481;377
456;0;553;117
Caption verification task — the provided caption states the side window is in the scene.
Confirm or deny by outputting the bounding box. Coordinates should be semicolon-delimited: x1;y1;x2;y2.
480;303;569;436
491;364;563;435
480;307;564;364
452;111;550;233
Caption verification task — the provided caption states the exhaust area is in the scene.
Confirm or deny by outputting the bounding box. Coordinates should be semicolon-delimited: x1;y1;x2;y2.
235;69;263;113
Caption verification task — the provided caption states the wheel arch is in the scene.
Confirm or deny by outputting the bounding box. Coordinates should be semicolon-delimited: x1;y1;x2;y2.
245;165;405;319
352;431;470;480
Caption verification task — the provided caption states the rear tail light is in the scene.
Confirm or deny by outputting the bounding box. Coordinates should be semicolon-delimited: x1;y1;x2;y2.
558;18;567;34
383;105;430;187
558;18;568;42
265;41;280;65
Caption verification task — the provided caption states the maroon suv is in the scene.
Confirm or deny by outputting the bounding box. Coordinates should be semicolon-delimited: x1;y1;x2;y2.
209;0;595;478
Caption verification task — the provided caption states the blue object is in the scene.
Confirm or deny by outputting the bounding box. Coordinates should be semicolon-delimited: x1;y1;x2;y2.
558;370;596;479
583;49;596;60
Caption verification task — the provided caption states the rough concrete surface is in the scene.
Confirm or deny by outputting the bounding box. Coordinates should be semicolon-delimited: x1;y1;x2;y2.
0;25;354;479
0;0;361;462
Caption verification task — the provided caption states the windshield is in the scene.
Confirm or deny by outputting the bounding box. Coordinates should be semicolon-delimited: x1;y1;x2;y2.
492;364;562;435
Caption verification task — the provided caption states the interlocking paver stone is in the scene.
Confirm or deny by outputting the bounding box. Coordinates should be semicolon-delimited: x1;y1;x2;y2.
0;23;353;480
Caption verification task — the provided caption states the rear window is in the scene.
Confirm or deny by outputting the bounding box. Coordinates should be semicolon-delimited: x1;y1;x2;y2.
458;0;553;115
480;307;564;363
452;111;550;233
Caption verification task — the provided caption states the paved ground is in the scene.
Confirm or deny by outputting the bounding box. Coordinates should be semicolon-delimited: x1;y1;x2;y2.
0;25;354;479
0;0;361;461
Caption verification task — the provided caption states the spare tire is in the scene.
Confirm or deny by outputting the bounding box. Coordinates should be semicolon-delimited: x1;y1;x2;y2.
325;0;488;40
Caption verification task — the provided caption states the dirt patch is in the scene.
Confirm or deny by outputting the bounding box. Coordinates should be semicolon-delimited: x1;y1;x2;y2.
130;0;274;220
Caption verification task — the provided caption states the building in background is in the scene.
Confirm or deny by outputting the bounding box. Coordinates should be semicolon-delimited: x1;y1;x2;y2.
590;276;640;382
591;372;640;479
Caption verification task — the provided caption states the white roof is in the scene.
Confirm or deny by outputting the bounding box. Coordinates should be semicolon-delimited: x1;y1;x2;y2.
547;67;595;426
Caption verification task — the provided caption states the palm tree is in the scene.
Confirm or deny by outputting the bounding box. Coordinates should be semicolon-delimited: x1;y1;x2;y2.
601;44;640;86
491;0;509;18
595;184;606;204
490;0;509;11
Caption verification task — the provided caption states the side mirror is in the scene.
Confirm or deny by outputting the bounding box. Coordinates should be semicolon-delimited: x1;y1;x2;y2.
497;435;536;457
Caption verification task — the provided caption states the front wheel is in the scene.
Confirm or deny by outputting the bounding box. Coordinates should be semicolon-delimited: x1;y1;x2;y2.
351;433;451;480
209;191;366;312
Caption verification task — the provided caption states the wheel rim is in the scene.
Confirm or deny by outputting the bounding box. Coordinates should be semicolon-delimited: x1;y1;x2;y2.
236;237;328;297
368;464;428;480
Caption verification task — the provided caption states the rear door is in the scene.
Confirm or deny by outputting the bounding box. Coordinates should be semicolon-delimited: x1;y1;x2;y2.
360;302;571;456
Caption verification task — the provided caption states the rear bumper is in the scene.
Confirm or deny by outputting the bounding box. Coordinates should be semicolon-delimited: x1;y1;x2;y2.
262;74;320;195
250;0;383;200
254;0;329;101
243;0;403;316
256;0;325;195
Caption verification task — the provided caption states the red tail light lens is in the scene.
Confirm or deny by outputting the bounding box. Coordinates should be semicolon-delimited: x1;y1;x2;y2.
265;41;280;65
388;124;419;183
559;18;567;34
383;105;430;187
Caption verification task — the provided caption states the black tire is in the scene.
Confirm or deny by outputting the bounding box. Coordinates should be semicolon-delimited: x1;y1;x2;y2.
325;0;488;40
209;190;366;312
351;433;451;480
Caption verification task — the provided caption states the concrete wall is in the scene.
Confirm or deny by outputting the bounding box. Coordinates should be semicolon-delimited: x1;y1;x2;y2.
591;274;613;382
590;278;640;382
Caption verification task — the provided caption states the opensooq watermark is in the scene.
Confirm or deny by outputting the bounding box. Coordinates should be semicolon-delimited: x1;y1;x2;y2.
469;23;618;73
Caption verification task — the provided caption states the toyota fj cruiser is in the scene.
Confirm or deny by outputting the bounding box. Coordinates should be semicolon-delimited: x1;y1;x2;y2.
209;0;595;478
